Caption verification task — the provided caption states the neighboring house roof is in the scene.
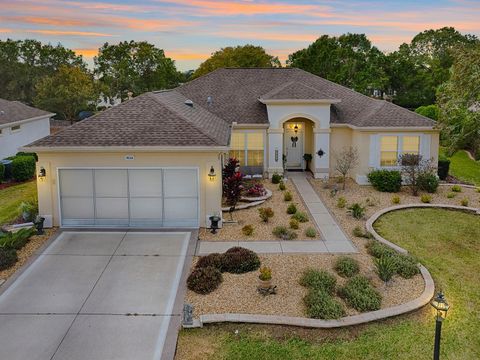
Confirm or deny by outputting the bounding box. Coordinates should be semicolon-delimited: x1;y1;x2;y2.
27;91;230;148
177;68;436;128
0;98;52;126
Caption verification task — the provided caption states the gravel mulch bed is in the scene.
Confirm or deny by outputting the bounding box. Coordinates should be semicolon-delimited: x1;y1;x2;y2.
185;253;424;319
0;228;57;281
200;180;320;241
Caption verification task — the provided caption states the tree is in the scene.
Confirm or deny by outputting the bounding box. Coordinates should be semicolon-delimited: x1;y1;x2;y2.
415;105;439;120
334;146;359;190
34;65;97;124
399;154;435;196
193;45;280;78
94;41;181;102
287;34;388;95
0;39;85;104
222;158;243;207
437;44;480;157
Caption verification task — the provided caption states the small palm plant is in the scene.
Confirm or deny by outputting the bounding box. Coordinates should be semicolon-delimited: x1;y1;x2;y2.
375;256;396;285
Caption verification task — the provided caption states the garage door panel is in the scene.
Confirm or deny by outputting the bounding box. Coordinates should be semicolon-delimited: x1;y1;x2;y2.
164;198;198;223
164;170;197;197
95;170;128;197
130;198;163;220
95;198;129;219
129;170;162;197
60;170;93;197
61;198;94;224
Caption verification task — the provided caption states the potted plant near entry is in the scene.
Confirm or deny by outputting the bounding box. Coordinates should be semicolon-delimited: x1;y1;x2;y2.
258;266;272;289
303;154;312;171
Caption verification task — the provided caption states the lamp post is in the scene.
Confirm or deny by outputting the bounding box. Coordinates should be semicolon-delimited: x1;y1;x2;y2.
430;291;450;360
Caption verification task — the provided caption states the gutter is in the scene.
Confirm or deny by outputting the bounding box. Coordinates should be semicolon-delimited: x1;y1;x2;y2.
0;113;55;129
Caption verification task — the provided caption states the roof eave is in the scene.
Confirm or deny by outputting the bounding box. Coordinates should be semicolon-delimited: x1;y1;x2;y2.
0;113;55;128
22;145;230;153
331;124;439;131
259;98;341;105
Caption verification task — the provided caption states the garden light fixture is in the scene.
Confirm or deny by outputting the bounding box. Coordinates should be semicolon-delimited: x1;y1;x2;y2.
38;167;46;181
208;165;216;181
430;291;450;360
209;215;221;234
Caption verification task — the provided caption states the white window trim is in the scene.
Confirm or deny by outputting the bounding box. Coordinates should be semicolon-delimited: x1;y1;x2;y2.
230;130;266;168
370;133;428;169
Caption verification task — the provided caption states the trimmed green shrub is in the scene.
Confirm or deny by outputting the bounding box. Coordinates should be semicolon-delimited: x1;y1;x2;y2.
304;289;345;319
367;169;402;192
375;256;396;283
0;228;36;250
272;226;297;240
286;203;297;215
421;194;432;203
451;185;462;192
195;253;225;271
0;248;18;271
299;269;337;295
0;163;4;183
305;227;317;238
366;240;397;258
187;266;223;294
11;156;36;182
334;256;360;278
258;207;274;222
15;151;38;161
242;225;254;236
394;254;420;279
391;195;401;204
353;226;366;238
461;198;469;207
447;192;456;198
291;211;309;223
222;247;261;274
272;173;282;184
278;181;286;191
417;173;439;193
338;275;382;312
348;203;366;219
289;218;299;230
437;155;450;180
337;197;347;208
283;191;293;201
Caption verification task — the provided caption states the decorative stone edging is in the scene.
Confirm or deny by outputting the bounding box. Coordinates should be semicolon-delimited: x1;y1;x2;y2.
439;183;478;190
221;189;272;211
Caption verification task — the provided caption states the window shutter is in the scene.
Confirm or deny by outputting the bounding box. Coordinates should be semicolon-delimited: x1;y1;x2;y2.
421;134;431;160
369;134;379;168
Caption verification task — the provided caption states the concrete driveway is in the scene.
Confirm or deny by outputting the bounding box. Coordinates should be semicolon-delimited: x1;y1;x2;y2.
0;231;194;360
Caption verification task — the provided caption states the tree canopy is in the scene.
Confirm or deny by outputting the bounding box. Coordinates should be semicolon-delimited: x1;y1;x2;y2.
94;41;181;102
193;45;280;78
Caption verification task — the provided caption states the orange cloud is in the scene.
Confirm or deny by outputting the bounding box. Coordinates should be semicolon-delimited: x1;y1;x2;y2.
30;29;115;37
0;28;12;33
73;48;99;58
165;50;210;61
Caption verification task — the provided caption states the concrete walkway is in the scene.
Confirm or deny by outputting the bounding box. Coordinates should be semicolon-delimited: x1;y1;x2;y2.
197;172;356;255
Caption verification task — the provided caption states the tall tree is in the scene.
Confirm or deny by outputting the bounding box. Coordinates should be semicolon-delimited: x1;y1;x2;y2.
287;34;388;95
386;27;478;108
94;41;181;102
193;45;280;78
0;39;85;104
34;65;98;124
437;44;480;157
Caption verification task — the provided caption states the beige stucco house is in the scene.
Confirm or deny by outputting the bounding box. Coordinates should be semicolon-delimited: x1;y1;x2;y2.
25;68;439;229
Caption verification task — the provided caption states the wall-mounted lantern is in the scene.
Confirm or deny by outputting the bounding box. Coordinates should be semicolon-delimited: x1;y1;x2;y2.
294;124;299;134
38;166;46;181
208;165;216;181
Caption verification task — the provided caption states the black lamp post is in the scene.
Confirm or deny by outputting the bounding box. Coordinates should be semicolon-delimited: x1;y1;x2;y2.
430;291;450;360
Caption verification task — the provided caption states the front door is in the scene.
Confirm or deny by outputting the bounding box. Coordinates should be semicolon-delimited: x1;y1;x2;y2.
284;126;304;169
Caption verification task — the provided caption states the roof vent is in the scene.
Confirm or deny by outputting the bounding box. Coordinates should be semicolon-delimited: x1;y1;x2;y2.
0;110;4;116
207;96;213;106
184;99;194;107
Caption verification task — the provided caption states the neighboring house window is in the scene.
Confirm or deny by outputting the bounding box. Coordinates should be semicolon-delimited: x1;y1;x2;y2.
11;125;21;132
380;135;420;167
229;132;264;167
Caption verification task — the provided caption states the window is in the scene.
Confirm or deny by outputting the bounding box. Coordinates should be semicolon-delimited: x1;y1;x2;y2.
11;125;21;132
379;135;421;167
228;132;264;167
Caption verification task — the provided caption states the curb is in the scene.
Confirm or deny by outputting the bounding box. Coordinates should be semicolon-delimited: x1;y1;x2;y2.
439;183;478;190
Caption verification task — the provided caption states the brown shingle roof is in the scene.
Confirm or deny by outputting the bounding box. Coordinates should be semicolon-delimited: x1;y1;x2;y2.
27;91;230;148
260;81;335;101
0;98;52;126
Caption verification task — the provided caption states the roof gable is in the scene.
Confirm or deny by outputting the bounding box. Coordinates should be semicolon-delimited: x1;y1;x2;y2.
0;98;52;126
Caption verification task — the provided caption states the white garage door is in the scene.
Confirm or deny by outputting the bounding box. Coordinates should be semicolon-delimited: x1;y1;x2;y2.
58;168;199;228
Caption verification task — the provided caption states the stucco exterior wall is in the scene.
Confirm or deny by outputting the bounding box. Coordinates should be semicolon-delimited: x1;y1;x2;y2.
36;151;223;228
0;117;50;159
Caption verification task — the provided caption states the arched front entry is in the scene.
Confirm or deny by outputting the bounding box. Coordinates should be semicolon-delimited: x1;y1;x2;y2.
283;118;315;171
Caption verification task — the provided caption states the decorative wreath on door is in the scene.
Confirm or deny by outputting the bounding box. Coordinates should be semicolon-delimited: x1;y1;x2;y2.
291;136;298;148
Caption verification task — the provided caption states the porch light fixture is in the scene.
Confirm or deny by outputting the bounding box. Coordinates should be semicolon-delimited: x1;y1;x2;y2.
431;291;450;360
208;166;216;181
209;214;221;234
38;167;46;181
294;124;299;134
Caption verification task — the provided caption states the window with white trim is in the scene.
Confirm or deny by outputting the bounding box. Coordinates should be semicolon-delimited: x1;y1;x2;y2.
380;135;420;167
229;132;264;167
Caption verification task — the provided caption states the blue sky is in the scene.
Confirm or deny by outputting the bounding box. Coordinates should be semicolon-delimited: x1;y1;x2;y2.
1;0;479;71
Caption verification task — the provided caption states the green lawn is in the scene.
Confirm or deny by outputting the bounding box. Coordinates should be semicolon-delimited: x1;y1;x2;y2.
178;208;480;360
440;148;480;186
0;181;37;225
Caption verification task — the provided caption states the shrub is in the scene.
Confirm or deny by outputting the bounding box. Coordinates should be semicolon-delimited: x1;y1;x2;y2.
272;226;297;240
291;211;309;223
305;227;317;238
451;185;462;192
461;198;469;207
283;191;293;201
447;192;456;199
0;248;18;271
16;151;38;161
437;155;450;180
375;256;396;283
417;173;439;193
391;195;401;204
0;163;4;183
338;275;382;312
286;203;297;215
0;228;36;250
299;269;337;294
222;247;261;274
259;266;272;281
367;169;402;192
353;226;366;238
348;203;366;219
278;181;286;191
476;187;480;193
242;225;254;236
289;218;299;230
337;197;347;208
334;256;360;278
258;207;274;222
244;182;266;197
366;240;397;258
11;156;36;182
195;253;224;271
271;173;282;184
304;289;345;319
421;194;432;203
394;254;420;278
187;266;223;294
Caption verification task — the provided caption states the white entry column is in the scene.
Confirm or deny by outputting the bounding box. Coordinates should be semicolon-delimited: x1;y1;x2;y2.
313;128;330;179
267;128;284;177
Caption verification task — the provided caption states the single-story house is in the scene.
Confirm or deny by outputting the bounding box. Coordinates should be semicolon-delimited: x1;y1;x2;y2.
25;68;439;229
0;98;54;159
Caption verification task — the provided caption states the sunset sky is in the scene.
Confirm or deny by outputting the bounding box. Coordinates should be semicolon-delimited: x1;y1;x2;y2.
1;0;479;71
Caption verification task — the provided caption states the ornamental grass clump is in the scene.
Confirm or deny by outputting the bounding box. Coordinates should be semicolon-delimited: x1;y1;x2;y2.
272;226;297;240
366;240;397;258
303;288;345;319
375;256;396;284
283;191;293;201
337;197;347;208
278;181;286;191
421;194;432;203
334;256;360;278
305;227;317;238
289;218;299;229
391;195;401;204
451;185;462;192
286;203;297;215
271;173;282;184
258;207;274;222
299;269;337;295
461;198;469;207
338;275;382;312
447;192;456;199
242;224;254;236
291;211;309;223
187;266;223;295
348;203;366;219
